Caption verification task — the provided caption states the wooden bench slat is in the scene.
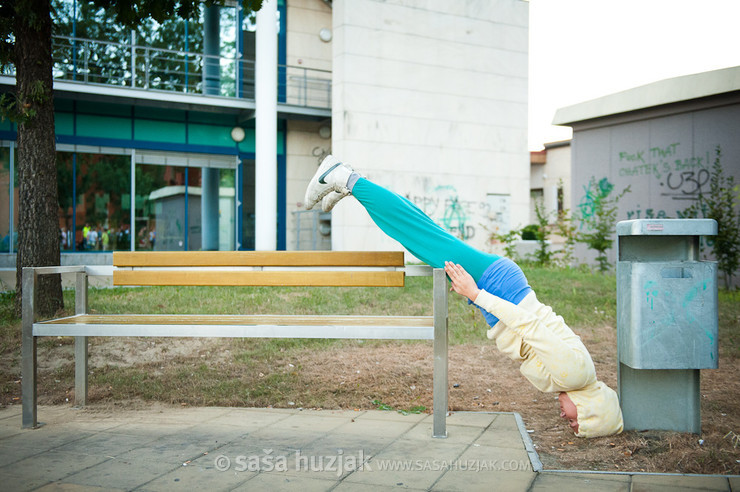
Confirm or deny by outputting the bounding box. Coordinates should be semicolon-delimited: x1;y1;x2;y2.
113;270;405;287
113;251;405;267
39;314;433;327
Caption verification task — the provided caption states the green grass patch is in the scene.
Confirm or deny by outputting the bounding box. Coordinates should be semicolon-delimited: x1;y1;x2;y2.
718;288;740;359
371;399;426;415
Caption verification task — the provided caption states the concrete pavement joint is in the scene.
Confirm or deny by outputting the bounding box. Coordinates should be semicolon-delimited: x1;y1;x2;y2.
514;411;543;472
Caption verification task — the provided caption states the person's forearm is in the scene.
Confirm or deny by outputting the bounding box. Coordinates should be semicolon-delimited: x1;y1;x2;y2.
473;289;537;329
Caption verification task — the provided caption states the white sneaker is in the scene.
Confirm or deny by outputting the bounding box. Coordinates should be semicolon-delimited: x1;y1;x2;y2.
304;155;353;210
321;189;350;212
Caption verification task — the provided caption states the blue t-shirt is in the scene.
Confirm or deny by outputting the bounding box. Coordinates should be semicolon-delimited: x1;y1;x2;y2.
469;257;532;327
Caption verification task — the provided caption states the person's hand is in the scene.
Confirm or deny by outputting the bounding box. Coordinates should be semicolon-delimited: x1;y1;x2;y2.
444;261;480;302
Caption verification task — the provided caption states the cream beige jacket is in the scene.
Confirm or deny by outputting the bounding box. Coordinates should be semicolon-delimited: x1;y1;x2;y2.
476;290;597;393
475;289;624;437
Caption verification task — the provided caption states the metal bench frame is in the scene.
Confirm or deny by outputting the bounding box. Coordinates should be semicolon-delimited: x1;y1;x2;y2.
21;252;449;438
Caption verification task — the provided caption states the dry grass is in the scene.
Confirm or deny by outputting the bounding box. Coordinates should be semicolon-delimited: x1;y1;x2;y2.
5;330;737;474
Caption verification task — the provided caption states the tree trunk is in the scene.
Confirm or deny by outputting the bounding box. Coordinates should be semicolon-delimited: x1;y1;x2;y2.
13;0;63;317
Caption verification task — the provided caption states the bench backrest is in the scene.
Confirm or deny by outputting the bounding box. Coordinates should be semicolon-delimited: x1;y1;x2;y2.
112;251;406;287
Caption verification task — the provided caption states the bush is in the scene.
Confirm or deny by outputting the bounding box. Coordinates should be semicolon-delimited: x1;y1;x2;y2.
682;146;740;289
577;177;631;272
521;224;539;241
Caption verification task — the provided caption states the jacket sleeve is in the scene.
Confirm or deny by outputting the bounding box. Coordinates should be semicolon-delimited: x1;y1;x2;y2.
473;289;539;332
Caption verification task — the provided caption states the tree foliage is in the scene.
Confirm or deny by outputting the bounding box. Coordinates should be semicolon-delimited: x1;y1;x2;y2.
529;198;554;266
91;0;262;25
577;177;631;272
683;146;740;289
554;208;578;268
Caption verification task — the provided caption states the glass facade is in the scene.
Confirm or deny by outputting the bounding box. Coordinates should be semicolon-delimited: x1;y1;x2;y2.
0;146;240;254
49;0;276;98
134;161;235;251
56;150;132;252
0;145;16;253
0;1;291;256
0;141;272;256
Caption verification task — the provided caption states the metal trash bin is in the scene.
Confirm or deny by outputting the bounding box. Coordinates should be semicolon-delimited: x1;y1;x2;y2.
617;219;718;433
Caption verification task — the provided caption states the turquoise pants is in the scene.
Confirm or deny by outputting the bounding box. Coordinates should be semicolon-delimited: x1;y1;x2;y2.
352;178;500;282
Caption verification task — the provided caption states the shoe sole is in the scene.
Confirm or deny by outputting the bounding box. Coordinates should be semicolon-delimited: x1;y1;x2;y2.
322;190;349;212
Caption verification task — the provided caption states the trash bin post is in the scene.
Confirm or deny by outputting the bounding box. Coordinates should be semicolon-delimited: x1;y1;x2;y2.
616;219;718;434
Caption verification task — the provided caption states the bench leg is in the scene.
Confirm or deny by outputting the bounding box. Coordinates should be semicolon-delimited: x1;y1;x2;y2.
21;268;38;429
74;338;88;407
74;272;88;407
432;268;448;438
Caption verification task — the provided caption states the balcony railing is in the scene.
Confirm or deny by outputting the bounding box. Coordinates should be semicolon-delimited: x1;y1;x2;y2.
3;35;332;109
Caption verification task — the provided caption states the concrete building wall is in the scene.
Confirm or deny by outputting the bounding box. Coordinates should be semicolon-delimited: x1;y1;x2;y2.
284;0;333;249
285;119;332;249
569;101;740;266
329;0;529;258
553;67;740;274
285;0;334;71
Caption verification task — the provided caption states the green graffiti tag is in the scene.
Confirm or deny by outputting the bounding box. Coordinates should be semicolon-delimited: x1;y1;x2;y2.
578;177;614;221
435;185;472;240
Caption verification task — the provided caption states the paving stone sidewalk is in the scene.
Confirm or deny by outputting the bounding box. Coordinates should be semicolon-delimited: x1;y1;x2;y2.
0;405;736;491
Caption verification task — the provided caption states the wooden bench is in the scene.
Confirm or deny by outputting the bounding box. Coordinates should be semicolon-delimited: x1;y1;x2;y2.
22;251;449;437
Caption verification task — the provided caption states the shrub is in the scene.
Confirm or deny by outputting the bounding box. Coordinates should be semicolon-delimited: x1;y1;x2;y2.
577;177;631;272
682;146;740;289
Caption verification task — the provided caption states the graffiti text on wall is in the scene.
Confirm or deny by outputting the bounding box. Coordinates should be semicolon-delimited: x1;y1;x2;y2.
624;204;702;220
574;176;697;224
617;142;712;199
577;177;614;222
406;186;499;241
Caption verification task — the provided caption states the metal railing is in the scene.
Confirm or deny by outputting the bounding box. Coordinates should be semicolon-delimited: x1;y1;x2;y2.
3;35;332;109
292;209;331;250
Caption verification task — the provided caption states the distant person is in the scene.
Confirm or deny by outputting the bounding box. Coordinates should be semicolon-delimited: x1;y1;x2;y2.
117;225;130;250
87;226;98;250
101;228;110;251
82;223;90;250
304;155;624;438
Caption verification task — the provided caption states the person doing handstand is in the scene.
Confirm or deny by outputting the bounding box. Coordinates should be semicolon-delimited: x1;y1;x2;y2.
304;155;624;438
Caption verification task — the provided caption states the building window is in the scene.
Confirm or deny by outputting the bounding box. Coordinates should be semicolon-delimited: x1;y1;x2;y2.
557;186;564;215
530;188;544;225
73;152;131;251
135;163;185;251
134;151;237;251
241;158;255;250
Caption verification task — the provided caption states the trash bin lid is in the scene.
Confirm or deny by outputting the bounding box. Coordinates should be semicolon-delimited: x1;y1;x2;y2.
617;219;717;236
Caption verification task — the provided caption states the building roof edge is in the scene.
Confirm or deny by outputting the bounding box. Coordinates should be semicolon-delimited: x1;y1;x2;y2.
552;65;740;126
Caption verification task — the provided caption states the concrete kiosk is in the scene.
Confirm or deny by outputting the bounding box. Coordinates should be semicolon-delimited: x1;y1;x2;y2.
617;219;718;433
